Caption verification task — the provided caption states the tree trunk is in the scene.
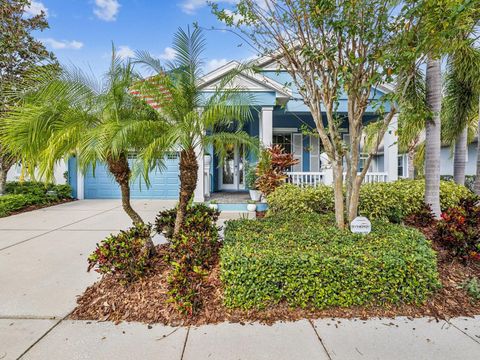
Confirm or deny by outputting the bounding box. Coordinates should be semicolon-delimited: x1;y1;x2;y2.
106;155;143;225
174;148;198;236
0;168;7;196
407;148;416;179
474;97;480;196
348;177;362;223
332;160;345;229
425;57;442;218
453;126;468;185
0;153;15;196
106;155;155;254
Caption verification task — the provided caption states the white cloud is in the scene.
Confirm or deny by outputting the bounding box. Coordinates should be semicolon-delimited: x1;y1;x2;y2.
223;9;244;25
158;47;176;61
24;1;48;17
117;45;134;59
205;58;228;73
94;0;120;22
41;38;84;50
180;0;237;15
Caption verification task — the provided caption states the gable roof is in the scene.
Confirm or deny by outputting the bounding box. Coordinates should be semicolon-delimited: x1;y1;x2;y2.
198;60;292;99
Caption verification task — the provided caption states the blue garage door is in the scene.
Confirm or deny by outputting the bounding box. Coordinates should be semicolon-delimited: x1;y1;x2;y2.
84;155;180;199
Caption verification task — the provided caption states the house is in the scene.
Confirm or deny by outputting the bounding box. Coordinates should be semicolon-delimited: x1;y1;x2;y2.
9;55;475;200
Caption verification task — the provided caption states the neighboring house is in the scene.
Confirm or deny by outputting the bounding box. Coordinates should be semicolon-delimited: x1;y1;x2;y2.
66;56;400;201
7;161;67;185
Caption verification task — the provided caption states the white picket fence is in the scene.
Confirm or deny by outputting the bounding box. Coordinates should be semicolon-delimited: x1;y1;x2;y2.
286;171;389;187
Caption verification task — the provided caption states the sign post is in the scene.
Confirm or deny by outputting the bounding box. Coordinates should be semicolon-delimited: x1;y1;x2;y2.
350;216;371;234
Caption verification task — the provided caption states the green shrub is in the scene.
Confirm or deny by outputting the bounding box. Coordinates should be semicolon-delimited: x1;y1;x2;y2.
0;194;43;217
462;277;480;302
0;182;73;217
221;213;440;310
266;183;334;215
267;180;475;222
156;204;220;314
87;223;153;284
6;181;72;199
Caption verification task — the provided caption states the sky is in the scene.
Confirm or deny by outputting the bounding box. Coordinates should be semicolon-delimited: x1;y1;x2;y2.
24;0;258;78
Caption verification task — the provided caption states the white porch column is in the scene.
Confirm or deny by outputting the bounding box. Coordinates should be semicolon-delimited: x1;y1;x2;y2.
204;154;211;198
193;144;205;203
76;170;85;200
260;107;273;147
384;114;399;182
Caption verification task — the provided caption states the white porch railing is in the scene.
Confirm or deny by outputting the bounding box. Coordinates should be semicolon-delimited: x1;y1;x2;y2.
363;172;388;183
286;172;325;187
286;171;389;187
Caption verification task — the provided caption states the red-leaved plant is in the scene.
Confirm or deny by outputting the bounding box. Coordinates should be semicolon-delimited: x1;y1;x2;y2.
255;145;299;195
435;198;480;261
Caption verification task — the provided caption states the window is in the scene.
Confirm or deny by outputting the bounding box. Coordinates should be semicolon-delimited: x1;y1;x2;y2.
398;155;405;177
273;133;292;153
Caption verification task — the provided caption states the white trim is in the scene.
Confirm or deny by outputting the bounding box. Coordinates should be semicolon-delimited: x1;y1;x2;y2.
77;170;84;200
273;127;297;133
198;60;292;98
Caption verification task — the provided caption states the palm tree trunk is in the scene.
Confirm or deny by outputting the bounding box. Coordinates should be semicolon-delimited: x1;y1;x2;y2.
474;96;480;196
425;57;442;218
174;148;198;236
407;148;416;179
453;126;468;185
106;154;144;224
106;154;155;254
0;168;7;196
0;153;15;196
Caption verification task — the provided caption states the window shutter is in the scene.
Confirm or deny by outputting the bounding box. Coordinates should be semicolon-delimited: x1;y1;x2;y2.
292;133;303;171
309;136;320;172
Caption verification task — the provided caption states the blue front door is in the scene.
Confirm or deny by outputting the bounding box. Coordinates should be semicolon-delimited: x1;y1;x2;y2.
84;156;180;199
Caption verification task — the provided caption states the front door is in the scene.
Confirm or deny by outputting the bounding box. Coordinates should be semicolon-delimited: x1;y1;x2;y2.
219;144;245;190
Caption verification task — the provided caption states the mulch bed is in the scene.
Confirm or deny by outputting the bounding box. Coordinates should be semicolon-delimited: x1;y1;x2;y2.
3;198;75;217
70;224;480;326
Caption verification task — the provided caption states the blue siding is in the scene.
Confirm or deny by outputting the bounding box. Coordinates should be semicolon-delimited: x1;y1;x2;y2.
261;70;391;113
84;158;179;199
200;91;276;107
68;156;78;199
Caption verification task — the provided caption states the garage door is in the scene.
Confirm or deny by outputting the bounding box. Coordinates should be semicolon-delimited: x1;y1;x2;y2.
84;155;179;199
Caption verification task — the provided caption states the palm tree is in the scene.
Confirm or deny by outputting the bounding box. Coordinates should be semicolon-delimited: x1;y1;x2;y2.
442;38;480;186
1;50;162;241
134;27;257;235
396;63;429;179
424;57;442;218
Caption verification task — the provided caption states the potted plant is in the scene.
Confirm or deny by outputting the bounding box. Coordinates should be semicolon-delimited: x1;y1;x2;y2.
247;200;257;212
208;200;218;210
245;162;261;201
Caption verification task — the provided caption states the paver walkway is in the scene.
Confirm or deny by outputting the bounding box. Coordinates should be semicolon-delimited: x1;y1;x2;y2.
0;200;479;359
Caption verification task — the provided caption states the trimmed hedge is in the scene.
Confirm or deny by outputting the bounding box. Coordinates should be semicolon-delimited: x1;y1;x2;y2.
221;213;440;309
0;182;72;217
267;180;475;221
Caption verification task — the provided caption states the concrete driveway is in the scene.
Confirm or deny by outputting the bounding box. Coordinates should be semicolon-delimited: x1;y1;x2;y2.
1;200;479;359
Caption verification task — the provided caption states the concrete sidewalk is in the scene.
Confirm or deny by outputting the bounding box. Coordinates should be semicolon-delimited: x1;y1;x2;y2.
0;200;479;359
1;316;479;359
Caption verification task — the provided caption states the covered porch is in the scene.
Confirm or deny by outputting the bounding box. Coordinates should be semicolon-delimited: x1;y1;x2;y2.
194;107;399;202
